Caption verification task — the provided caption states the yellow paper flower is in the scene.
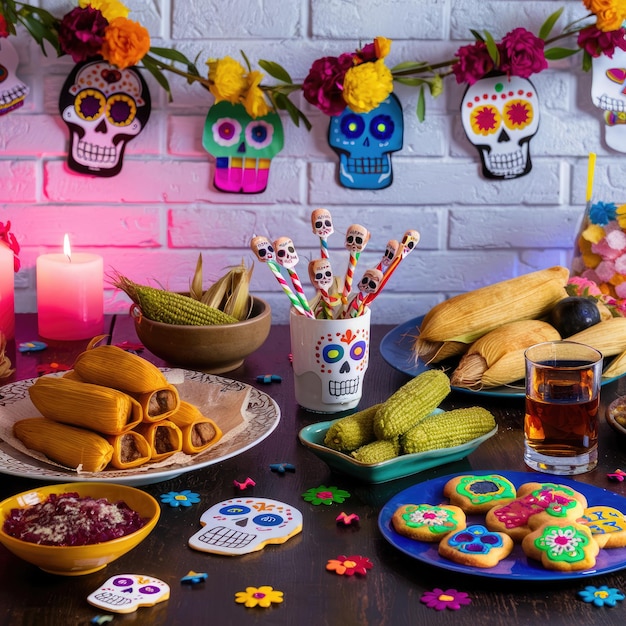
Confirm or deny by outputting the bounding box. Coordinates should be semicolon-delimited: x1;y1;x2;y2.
207;56;248;105
234;586;284;608
583;0;626;31
79;0;130;22
582;223;606;245
100;17;150;69
243;70;271;118
342;59;394;113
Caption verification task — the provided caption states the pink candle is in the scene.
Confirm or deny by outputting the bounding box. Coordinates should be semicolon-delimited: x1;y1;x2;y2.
0;243;15;340
36;235;104;340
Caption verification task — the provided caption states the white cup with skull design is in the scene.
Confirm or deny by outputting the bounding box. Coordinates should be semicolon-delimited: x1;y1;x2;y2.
289;307;371;413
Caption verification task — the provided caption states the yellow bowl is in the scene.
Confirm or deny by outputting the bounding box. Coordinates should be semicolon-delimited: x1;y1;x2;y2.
0;483;160;576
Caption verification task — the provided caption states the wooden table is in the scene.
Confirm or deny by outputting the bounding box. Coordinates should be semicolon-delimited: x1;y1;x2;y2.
1;314;626;625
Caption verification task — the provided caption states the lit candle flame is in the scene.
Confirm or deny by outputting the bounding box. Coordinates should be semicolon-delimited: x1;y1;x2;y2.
63;234;71;262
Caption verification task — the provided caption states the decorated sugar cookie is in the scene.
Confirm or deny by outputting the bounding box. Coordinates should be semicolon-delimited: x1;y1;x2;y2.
391;504;466;542
522;520;600;572
579;506;626;548
438;524;514;568
188;497;302;556
87;574;169;614
443;474;516;514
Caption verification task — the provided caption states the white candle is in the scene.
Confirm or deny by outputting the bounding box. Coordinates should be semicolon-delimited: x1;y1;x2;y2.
0;243;15;340
36;234;104;340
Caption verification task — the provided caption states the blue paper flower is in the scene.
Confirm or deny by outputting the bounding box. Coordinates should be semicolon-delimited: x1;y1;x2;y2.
578;585;625;607
589;201;617;226
160;490;201;508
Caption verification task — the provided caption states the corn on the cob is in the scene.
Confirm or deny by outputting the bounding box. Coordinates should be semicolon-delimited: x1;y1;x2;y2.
603;349;626;379
113;275;238;325
351;437;400;464
373;369;451;440
135;420;183;461
29;376;143;435
412;266;569;361
106;431;151;469
564;317;626;356
13;418;113;472
72;345;168;394
323;404;381;452
400;407;496;454
450;320;561;389
168;401;223;454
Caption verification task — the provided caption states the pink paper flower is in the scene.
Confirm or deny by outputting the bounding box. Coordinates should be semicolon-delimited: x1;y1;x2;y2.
0;14;9;38
420;588;472;611
302;53;355;116
578;25;626;58
0;221;20;272
452;41;495;85
498;28;548;79
58;6;108;63
326;555;373;576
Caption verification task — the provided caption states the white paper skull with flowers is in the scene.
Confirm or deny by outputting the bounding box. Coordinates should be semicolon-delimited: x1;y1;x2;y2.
0;38;29;115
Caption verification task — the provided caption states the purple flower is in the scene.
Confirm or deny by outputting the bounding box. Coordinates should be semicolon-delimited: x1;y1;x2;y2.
578;25;626;59
58;6;108;63
452;41;495;85
420;588;472;611
499;28;548;79
302;53;354;116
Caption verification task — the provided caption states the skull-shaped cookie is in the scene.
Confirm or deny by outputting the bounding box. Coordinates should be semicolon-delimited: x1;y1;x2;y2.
87;574;170;614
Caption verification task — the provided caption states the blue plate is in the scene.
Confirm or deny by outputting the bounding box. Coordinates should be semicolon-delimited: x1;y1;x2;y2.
378;470;626;581
380;315;625;398
298;414;497;484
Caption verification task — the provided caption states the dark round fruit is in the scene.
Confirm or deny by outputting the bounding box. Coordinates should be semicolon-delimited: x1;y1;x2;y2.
548;296;601;337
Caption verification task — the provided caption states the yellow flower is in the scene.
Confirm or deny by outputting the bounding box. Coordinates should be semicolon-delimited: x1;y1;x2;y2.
100;17;150;69
583;0;626;31
79;0;130;22
234;586;284;608
374;36;392;59
207;56;247;104
243;70;271;118
342;59;394;113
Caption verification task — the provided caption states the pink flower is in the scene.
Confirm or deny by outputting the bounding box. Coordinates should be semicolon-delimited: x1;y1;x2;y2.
58;6;109;63
302;53;354;116
0;14;9;38
577;25;626;58
498;28;548;79
452;41;495;85
0;221;20;272
326;555;373;576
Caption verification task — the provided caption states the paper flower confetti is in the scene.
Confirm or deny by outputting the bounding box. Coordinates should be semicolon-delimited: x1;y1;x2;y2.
181;571;208;585
326;555;373;576
36;362;71;376
235;586;284;608
420;588;472;611
578;585;625;607
233;477;256;490
270;463;296;474
159;490;201;508
336;512;360;526
302;485;350;505
607;469;626;482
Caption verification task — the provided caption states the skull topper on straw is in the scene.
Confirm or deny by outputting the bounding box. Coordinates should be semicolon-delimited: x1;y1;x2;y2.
311;208;334;260
309;258;341;319
273;237;314;317
342;224;371;310
377;240;399;273
347;267;383;318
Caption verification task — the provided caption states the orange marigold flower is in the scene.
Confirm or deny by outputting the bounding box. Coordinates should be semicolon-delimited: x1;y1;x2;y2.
583;0;626;31
243;70;271;118
100;17;150;69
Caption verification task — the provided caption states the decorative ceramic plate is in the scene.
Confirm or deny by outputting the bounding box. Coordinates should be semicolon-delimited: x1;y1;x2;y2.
378;470;626;581
381;316;625;398
0;370;280;486
606;396;626;438
298;415;497;483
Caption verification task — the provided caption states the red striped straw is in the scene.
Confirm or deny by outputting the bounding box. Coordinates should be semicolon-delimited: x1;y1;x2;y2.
273;237;314;317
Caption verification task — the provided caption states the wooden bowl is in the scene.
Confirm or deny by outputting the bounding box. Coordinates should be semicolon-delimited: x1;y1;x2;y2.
132;296;271;374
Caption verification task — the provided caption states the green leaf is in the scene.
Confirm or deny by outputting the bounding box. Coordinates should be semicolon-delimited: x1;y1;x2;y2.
390;60;428;72
538;7;564;41
140;55;173;101
394;77;427;87
259;60;292;84
484;31;500;66
470;29;485;43
150;46;200;76
240;49;252;72
544;47;580;61
428;74;443;98
582;50;593;72
416;85;426;123
274;92;311;130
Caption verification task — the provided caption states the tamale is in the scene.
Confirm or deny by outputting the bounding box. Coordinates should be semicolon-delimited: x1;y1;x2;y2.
106;431;152;469
29;376;143;435
168;401;223;454
134;420;183;461
14;418;113;472
132;384;181;422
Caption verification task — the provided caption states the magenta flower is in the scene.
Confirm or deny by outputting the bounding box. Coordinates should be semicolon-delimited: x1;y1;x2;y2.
499;28;548;79
0;221;20;272
302;53;354;116
452;41;495;85
326;555;373;576
58;6;109;63
578;25;626;59
420;588;471;611
0;14;9;38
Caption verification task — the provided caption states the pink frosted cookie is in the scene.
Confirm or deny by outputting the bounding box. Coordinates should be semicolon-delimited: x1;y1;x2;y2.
438;524;514;568
443;474;517;514
391;503;466;542
522;519;600;571
578;505;626;548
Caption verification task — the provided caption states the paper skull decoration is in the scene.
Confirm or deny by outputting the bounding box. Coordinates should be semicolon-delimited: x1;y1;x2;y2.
461;74;539;180
328;93;403;189
591;48;626;152
87;574;170;614
311;208;334;240
188;497;303;556
59;60;151;177
0;38;29;115
273;236;299;269
250;235;275;263
203;100;284;193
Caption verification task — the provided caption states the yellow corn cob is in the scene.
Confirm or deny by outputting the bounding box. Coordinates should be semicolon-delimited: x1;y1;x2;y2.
450;320;561;389
350;437;400;464
106;431;151;469
114;275;238;325
29;376;143;435
135;420;183;461
603;349;626;379
413;266;569;361
323;404;381;452
168;401;223;454
373;369;451;440
72;345;169;394
564;317;626;356
13;418;114;472
400;407;496;454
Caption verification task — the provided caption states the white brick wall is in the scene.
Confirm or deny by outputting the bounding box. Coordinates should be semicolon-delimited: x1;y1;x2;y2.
0;0;620;324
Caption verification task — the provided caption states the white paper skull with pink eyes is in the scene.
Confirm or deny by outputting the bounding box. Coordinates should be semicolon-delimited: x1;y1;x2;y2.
309;258;334;291
358;268;383;295
250;235;275;263
345;224;370;253
311;209;334;238
273;237;299;269
0;39;29;115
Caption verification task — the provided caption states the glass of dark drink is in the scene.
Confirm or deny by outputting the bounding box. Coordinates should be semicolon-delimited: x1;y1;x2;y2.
524;340;603;475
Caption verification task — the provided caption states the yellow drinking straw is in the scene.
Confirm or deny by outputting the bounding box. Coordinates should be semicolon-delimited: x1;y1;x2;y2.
586;152;596;204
